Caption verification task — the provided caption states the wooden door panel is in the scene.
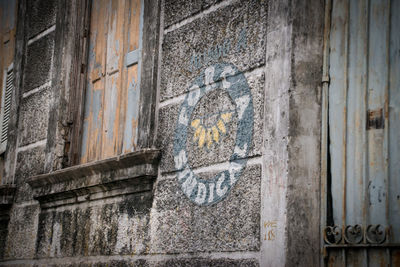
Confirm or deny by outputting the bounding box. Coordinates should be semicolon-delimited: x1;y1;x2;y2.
81;0;109;163
81;0;142;163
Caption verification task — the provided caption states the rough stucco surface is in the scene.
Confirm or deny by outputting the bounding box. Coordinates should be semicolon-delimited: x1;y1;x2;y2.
160;0;267;101
14;145;46;183
18;87;52;146
12;144;46;204
154;0;266;260
23;32;55;92
27;0;57;38
150;164;261;253
164;0;222;27
3;204;40;260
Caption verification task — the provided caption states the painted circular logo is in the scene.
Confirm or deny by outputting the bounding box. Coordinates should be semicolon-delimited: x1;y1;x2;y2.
173;62;253;206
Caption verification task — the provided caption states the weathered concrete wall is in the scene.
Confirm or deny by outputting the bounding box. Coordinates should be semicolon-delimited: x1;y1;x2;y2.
3;0;57;262
286;0;323;265
35;193;152;258
260;0;324;266
1;0;324;266
260;0;291;264
260;0;323;266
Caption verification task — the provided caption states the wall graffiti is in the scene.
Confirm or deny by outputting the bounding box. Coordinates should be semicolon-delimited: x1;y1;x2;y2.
191;110;234;149
263;221;277;241
173;62;253;206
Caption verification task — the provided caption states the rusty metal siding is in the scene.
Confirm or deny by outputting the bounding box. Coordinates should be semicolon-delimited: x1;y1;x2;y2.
80;0;142;163
325;0;400;265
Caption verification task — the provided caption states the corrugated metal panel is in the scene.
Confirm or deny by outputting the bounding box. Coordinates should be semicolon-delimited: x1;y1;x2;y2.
325;0;400;265
81;0;142;163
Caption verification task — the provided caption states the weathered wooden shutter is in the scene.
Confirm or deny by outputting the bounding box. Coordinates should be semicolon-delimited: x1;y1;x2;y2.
0;64;13;154
122;0;142;155
324;0;400;265
81;0;143;163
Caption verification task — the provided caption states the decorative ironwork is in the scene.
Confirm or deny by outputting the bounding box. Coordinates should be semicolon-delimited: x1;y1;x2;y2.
366;224;386;244
324;224;388;245
323;226;342;244
344;224;363;244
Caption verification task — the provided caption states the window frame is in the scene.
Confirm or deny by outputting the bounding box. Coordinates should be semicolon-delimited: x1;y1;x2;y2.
45;0;161;169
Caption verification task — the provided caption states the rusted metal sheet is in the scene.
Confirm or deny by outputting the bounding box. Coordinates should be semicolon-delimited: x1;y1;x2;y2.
81;0;142;163
329;0;348;231
346;1;368;264
327;250;345;267
367;109;384;130
326;0;399;265
392;250;400;266
368;1;391;265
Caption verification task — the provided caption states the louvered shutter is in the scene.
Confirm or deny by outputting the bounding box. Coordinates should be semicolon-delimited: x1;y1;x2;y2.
0;64;13;154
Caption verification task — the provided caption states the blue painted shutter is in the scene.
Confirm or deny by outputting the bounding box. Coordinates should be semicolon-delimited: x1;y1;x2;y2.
81;0;143;163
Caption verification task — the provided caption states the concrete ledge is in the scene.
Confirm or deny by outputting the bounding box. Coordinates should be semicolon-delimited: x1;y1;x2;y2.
27;149;160;208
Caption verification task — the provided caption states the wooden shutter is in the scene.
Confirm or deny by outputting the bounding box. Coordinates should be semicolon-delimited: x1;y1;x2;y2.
122;0;141;154
0;64;13;154
80;0;142;163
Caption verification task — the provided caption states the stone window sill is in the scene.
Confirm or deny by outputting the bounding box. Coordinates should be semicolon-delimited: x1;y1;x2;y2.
27;149;160;208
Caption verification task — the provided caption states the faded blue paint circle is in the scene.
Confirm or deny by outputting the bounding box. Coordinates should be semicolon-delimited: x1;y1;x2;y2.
173;62;253;206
